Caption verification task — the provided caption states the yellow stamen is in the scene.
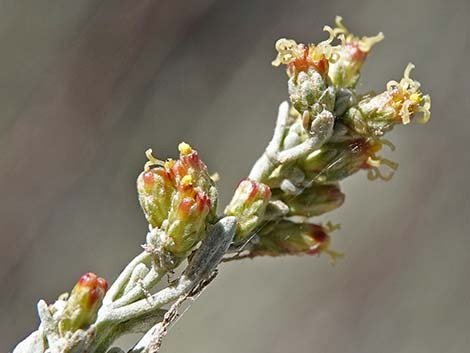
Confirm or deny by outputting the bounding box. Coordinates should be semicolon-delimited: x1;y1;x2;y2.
272;38;300;66
178;142;192;155
324;15;383;52
367;167;394;181
417;94;431;124
401;100;412;125
367;156;382;168
358;32;384;52
181;175;193;185
404;63;415;80
164;159;175;171
410;93;421;105
144;149;165;170
380;158;398;170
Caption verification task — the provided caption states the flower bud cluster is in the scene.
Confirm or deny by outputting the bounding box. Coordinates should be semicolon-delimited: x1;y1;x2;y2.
10;17;434;353
137;143;218;261
267;17;430;187
241;17;431;260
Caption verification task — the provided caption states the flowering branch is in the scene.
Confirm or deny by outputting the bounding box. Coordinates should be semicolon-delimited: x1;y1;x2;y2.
12;16;430;353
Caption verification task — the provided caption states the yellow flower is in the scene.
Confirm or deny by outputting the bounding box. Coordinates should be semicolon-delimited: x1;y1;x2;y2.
324;16;384;88
343;63;431;136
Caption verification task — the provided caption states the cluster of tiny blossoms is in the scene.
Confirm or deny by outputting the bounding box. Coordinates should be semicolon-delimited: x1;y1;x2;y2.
12;17;431;353
137;142;218;266
224;16;430;261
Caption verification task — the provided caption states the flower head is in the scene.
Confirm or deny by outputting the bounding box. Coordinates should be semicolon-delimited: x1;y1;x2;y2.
272;39;332;78
324;16;384;88
138;143;218;261
271;31;338;114
344;63;431;136
272;16;383;90
59;273;108;335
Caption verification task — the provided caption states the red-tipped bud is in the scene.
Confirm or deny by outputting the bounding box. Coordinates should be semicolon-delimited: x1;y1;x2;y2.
164;183;211;258
224;179;271;244
58;273;108;335
250;221;341;262
137;167;175;228
171;143;218;221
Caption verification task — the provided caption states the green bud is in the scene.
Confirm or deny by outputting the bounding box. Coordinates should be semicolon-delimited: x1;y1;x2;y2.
301;136;398;182
224;179;271;244
301;138;370;183
288;67;335;112
137;167;175;228
58;273;108;335
250;221;341;262
272;183;344;217
271;38;336;114
163;182;211;258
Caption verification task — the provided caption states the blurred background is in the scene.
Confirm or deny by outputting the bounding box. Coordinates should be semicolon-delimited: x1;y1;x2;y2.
1;0;469;352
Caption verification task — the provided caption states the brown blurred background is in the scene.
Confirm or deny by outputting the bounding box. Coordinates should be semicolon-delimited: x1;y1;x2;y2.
1;0;469;352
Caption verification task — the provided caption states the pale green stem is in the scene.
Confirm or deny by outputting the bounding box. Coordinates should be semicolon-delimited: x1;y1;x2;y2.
103;251;153;306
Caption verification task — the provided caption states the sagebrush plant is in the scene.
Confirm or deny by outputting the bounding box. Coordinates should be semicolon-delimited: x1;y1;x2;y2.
13;17;431;353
